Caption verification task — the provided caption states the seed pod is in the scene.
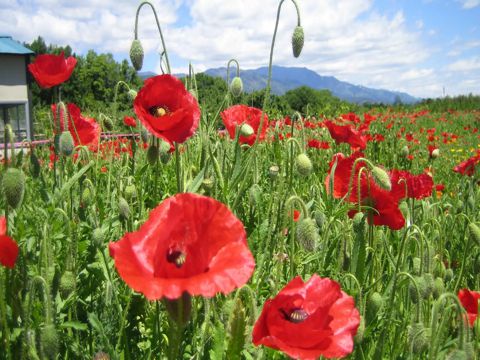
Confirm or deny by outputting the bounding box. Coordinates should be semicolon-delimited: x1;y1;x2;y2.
59;131;74;156
468;222;480;246
431;148;440;159
239;123;254;137
296;153;313;176
366;292;383;323
371;166;391;191
296;217;319;252
118;197;130;221
59;271;76;298
2;167;25;209
129;39;144;71
268;165;279;180
291;26;304;58
41;324;59;359
407;322;430;353
230;76;243;97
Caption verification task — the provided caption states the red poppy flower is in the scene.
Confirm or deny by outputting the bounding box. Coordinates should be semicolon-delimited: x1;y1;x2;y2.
453;154;480;176
325;152;366;200
0;217;19;269
458;289;480;327
134;75;200;144
109;193;255;300
252;275;360;359
324;120;367;150
28;52;77;88
389;170;434;200
123;116;137;127
220;105;269;146
51;103;101;150
307;139;330;149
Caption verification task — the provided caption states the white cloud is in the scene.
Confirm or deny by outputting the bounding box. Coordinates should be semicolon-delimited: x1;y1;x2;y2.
458;0;480;9
447;57;480;71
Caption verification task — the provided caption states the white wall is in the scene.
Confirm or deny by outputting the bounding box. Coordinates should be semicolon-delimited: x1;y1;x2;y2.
0;54;29;102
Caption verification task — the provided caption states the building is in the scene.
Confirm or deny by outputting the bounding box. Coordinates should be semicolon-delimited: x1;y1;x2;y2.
0;35;34;143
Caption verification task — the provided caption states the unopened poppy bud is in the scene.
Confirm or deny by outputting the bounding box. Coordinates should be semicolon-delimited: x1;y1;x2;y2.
59;131;74;156
30;152;41;178
468;222;480;246
296;217;319;252
140;128;149;143
432;277;444;299
130;39;144;71
371;166;391;191
296;153;313;176
366;292;383;323
431;148;440;159
444;268;454;282
125;184;137;201
159;141;172;164
2;167;25;209
445;350;468;360
60;271;75;298
291;26;304;58
314;211;326;230
127;89;137;101
81;187;92;206
103;117;114;131
352;212;365;234
412;257;421;276
423;273;434;299
400;145;409;157
407;322;430;353
268;165;279;179
433;258;446;278
118;197;130;221
92;227;104;248
147;145;159;165
239;123;254;137
41;324;59;359
230;76;243;97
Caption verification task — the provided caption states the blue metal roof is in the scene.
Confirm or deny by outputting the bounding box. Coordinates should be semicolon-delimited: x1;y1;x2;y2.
0;36;34;55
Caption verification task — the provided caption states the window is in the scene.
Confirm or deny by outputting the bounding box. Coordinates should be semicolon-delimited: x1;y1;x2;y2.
0;103;28;143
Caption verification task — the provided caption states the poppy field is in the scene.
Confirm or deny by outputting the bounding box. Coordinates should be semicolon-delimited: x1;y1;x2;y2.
1;2;480;360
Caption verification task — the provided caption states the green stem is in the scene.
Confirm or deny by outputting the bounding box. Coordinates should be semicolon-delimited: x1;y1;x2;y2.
0;269;11;360
134;1;171;74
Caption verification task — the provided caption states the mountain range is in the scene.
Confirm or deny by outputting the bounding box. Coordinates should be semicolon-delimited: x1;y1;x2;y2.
139;65;419;104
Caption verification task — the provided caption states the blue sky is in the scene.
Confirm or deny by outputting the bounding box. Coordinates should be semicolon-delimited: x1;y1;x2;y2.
1;0;479;98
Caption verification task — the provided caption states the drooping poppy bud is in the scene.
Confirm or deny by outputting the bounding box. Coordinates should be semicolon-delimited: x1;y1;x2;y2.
127;89;138;101
230;76;243;97
371;166;392;191
407;322;430;353
366;291;383;323
92;227;104;248
296;217;318;251
468;222;480;246
291;26;304;58
118;197;130;221
2;168;25;209
296;153;313;176
239;123;254;137
130;39;144;71
147;145;159;165
59;131;74;156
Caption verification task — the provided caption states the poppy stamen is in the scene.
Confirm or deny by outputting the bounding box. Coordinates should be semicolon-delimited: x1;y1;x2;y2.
288;308;308;323
150;106;169;117
167;250;186;268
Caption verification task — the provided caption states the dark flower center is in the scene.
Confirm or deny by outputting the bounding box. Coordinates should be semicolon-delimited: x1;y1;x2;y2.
285;308;308;323
166;249;186;268
150;106;169;118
